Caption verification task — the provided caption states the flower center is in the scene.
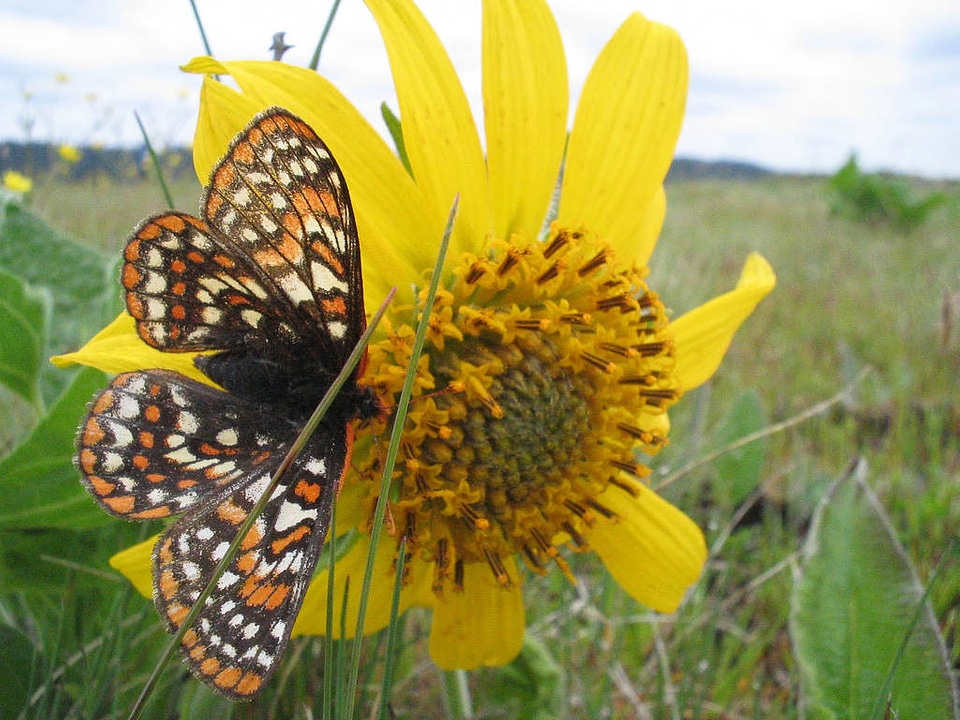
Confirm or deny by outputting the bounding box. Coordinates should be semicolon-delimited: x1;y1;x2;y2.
359;225;681;592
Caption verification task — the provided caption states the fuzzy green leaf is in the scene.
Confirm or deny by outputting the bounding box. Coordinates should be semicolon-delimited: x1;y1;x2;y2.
713;390;767;507
0;200;115;357
0;366;111;530
0;623;39;718
790;461;959;720
0;269;47;407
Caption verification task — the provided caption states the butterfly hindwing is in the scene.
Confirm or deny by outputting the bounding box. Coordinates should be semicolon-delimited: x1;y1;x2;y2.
76;370;290;520
152;424;350;699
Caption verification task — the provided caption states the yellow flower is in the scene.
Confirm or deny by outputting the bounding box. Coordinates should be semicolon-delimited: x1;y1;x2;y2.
56;0;775;671
3;170;33;194
58;144;82;164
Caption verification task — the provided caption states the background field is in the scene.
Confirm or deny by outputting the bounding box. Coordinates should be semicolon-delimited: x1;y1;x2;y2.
4;170;958;718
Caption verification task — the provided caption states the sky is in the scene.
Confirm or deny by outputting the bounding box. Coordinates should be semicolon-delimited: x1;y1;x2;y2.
1;0;958;178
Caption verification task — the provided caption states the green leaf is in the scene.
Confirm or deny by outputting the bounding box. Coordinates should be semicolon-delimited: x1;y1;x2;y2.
482;634;565;720
0;623;39;719
0;200;115;356
380;102;412;176
713;390;767;507
0;366;112;530
0;268;48;407
790;461;959;720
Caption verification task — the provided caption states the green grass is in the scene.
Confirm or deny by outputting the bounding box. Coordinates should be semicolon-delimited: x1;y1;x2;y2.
8;173;959;718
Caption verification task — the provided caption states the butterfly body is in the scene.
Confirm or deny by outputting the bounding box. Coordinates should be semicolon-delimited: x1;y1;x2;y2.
196;345;381;422
75;108;380;699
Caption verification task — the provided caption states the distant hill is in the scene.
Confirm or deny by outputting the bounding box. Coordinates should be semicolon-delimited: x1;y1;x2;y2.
667;157;774;182
0;141;195;181
1;140;775;183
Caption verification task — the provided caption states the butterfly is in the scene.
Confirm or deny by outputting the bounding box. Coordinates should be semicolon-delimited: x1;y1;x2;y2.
75;108;382;698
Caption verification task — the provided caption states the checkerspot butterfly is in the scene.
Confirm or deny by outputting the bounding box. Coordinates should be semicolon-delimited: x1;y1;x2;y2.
75;108;382;699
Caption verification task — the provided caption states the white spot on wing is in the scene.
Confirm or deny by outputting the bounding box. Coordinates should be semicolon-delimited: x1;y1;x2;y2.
311;261;348;294
275;500;317;532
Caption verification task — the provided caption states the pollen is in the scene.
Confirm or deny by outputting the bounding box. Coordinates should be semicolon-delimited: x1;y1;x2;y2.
360;224;680;594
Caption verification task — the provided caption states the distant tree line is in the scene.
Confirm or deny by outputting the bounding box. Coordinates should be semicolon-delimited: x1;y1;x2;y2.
2;140;778;183
0;141;195;181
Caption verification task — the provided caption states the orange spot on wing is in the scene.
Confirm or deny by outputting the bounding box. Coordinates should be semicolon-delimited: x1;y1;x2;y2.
131;506;171;519
81;419;105;447
103;495;135;514
214;163;236;189
233;139;255;165
137;224;161;241
158;569;180;601
207;192;223;216
271;525;311;555
321;297;347;316
122;264;142;290
235;672;263;696
139;431;155;448
167;602;189;626
311;240;345;275
132;454;149;470
240;524;263;550
248;582;275;606
236;550;258;573
265;583;291;610
281;212;305;243
214;667;242;690
294;479;321;503
144;405;161;423
124;239;143;261
87;475;115;496
157;539;174;563
126;294;145;319
92;392;114;414
213;253;236;269
216;500;246;525
157;215;188;232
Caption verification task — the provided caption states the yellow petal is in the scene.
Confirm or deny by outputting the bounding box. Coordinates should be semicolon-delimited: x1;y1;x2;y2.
183;57;429;304
50;312;215;385
190;72;262;183
588;485;705;612
672;253;776;391
428;556;525;670
364;0;490;259
294;534;431;638
483;0;567;241
559;13;687;265
109;536;158;599
330;473;368;536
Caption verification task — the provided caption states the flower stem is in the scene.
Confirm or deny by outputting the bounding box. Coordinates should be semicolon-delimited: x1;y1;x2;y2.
442;669;474;719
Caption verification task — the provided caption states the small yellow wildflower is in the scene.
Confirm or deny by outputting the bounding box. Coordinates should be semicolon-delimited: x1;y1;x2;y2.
3;170;33;194
58;144;82;164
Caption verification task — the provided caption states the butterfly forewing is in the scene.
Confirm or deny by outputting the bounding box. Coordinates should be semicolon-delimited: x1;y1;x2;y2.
204;111;365;362
153;426;347;699
123;213;298;354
